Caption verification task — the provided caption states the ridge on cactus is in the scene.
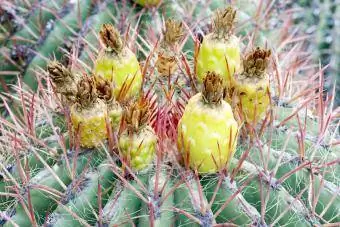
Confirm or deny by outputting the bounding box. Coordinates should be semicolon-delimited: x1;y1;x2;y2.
119;97;157;171
155;18;184;76
232;47;272;123
94;23;142;101
70;75;109;148
196;6;241;85
178;72;238;173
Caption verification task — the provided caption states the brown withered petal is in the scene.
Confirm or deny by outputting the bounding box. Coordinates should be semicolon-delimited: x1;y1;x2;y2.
202;71;225;105
76;76;98;108
47;61;73;84
124;98;151;133
163;19;184;46
213;6;237;39
243;47;271;78
99;23;123;54
95;76;114;102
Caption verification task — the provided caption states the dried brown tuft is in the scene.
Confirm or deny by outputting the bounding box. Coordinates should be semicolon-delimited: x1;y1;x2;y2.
76;75;98;108
124;98;151;133
47;61;73;84
99;23;123;54
243;47;271;78
213;6;237;39
163;19;184;47
95;76;114;102
47;61;78;103
202;72;226;105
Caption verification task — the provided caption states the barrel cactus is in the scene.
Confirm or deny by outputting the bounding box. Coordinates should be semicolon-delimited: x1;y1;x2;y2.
289;0;340;105
0;1;339;227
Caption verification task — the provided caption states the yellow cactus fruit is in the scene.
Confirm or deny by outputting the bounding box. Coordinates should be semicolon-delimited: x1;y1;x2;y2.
134;0;161;7
233;47;271;123
196;6;241;86
94;23;142;101
177;72;238;173
70;76;108;148
119;98;157;171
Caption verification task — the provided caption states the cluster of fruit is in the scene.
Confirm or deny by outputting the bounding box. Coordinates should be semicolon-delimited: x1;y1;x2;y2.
48;6;272;174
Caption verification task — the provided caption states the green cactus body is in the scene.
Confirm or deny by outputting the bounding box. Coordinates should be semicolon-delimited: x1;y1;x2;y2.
3;151;105;226
102;173;149;226
47;163;116;226
22;0;93;90
201;175;260;225
137;171;175;227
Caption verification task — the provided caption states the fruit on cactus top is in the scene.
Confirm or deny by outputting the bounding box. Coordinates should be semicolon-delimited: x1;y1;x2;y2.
196;6;241;85
94;23;142;101
95;76;122;128
178;72;238;173
134;0;161;7
156;19;184;76
232;47;271;123
47;61;80;104
70;76;109;148
119;98;157;171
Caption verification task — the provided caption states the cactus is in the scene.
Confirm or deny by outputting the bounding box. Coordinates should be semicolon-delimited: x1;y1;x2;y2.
291;0;340;105
0;1;339;227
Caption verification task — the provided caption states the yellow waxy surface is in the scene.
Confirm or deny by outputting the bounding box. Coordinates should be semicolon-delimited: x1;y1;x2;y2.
71;101;108;148
119;126;157;171
108;103;122;130
196;34;241;85
94;48;142;99
134;0;161;6
234;75;270;123
178;93;238;173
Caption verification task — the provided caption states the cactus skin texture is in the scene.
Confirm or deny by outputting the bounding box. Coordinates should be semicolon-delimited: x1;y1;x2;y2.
196;7;241;85
94;24;142;100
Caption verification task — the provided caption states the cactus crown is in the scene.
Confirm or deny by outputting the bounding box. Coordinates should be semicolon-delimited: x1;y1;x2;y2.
99;23;123;54
243;47;271;78
95;76;114;103
76;76;98;109
162;19;184;47
124;98;151;133
47;61;73;84
202;72;225;105
213;6;236;39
